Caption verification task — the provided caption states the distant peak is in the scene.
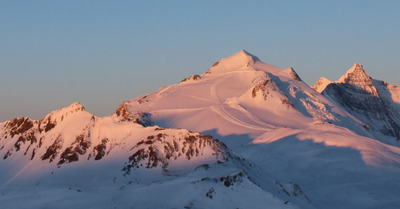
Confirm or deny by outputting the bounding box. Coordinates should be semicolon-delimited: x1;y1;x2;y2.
58;102;86;113
338;63;369;84
69;102;84;109
66;102;83;108
353;63;363;68
37;102;88;133
317;77;332;83
40;102;86;122
313;77;332;93
337;63;379;96
346;63;365;74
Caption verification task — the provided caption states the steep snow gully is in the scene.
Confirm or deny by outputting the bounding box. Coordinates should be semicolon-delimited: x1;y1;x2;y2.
1;50;400;209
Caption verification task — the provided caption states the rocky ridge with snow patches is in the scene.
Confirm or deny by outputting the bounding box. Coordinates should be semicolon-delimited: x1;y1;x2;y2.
315;63;400;141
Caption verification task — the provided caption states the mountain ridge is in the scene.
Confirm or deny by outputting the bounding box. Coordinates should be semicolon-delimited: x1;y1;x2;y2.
0;96;313;209
315;62;400;141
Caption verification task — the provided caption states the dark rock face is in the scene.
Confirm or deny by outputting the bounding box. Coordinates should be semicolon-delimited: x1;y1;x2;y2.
116;103;153;126
219;172;244;187
252;80;271;99
38;117;57;133
58;134;91;165
122;132;228;175
251;74;278;100
4;117;33;138
181;74;201;83
116;103;130;119
93;138;108;160
41;135;63;162
316;64;400;141
15;131;36;152
323;81;400;140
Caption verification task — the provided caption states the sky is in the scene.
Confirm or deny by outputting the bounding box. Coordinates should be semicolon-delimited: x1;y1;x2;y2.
1;0;400;121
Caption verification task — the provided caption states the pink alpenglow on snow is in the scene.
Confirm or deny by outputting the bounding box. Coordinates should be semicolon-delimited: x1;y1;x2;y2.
1;50;400;209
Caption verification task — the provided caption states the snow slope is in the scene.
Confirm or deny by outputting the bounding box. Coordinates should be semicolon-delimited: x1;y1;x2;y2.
120;50;370;143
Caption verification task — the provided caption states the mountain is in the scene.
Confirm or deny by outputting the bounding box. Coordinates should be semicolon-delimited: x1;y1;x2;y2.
119;50;370;142
117;50;400;209
1;50;400;209
0;102;311;208
314;63;400;142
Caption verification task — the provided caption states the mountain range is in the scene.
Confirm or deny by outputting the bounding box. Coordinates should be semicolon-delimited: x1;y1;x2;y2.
1;50;399;209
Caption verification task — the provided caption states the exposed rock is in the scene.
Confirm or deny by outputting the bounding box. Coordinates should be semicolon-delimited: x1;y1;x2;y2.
338;63;379;96
219;172;244;187
41;135;63;162
116;103;130;119
122;132;227;175
58;134;91;165
181;74;201;83
212;61;219;67
4;117;33;138
252;78;276;100
93;138;108;160
116;103;153;126
320;64;400;140
38;117;57;133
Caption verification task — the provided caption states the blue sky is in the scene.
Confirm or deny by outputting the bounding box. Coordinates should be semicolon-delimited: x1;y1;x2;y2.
1;1;399;121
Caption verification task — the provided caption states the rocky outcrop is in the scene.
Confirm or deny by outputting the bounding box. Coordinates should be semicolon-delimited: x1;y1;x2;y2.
317;63;400;140
181;74;201;83
122;131;228;174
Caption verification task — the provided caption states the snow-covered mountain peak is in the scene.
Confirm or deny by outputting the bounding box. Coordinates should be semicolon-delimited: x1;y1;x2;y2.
43;102;86;119
319;63;400;141
339;63;369;83
119;51;371;142
38;102;89;133
204;50;261;75
64;102;85;111
238;49;260;62
337;63;379;96
313;77;332;93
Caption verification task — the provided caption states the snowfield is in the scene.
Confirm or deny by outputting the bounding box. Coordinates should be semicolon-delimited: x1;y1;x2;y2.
1;50;400;209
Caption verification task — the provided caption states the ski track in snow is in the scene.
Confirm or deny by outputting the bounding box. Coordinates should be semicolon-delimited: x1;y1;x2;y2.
181;92;217;104
156;85;173;98
224;97;276;129
209;79;221;103
211;104;271;131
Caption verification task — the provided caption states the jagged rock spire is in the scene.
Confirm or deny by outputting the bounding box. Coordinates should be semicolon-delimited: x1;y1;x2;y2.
338;63;379;96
